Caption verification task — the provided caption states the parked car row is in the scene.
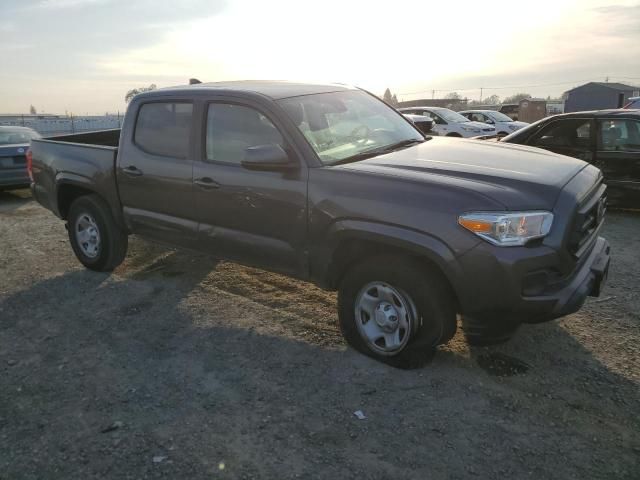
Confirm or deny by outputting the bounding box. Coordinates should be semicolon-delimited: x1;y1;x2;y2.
398;106;502;138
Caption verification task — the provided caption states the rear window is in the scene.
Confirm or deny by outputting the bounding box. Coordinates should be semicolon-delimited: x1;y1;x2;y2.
134;102;193;158
0;128;40;145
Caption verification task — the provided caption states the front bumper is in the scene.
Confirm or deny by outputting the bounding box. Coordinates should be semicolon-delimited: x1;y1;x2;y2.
455;236;611;323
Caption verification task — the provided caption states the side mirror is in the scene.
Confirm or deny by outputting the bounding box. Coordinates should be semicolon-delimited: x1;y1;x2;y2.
241;144;297;172
485;119;495;125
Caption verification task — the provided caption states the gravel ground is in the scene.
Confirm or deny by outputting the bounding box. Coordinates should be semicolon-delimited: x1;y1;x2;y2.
1;188;639;479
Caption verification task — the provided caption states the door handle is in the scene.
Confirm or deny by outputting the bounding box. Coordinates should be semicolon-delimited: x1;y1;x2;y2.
123;165;143;177
194;177;220;189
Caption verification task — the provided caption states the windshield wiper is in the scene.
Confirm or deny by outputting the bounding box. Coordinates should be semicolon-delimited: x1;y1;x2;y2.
330;148;387;165
378;138;425;153
331;139;426;166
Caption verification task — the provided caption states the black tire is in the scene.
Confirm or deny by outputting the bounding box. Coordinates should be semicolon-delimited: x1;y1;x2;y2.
67;194;128;271
462;314;520;346
498;131;509;137
338;255;457;369
446;133;462;137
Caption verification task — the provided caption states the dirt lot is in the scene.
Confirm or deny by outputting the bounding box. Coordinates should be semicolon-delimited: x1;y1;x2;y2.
1;188;639;479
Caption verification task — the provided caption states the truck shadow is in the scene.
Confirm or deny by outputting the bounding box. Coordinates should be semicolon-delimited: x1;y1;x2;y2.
1;250;639;479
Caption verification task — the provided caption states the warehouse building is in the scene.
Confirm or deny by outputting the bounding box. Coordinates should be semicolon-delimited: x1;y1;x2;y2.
563;82;639;112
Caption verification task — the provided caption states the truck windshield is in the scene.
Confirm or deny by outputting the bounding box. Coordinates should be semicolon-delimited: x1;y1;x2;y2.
278;90;424;165
487;111;514;122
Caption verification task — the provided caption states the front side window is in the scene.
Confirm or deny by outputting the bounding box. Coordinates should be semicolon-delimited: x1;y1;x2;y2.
598;119;640;152
205;103;284;164
279;90;423;165
134;102;193;158
470;113;487;123
530;119;592;148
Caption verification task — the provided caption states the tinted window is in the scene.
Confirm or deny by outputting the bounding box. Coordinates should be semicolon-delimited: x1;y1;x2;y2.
531;119;592;148
206;104;284;164
134;102;193;158
598;119;640;152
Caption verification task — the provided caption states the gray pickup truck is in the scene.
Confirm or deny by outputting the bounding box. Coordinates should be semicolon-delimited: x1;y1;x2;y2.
29;81;611;368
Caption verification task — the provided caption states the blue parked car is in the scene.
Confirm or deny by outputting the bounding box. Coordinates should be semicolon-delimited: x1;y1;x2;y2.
0;126;41;190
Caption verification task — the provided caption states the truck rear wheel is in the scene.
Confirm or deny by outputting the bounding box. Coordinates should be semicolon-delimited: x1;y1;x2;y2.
67;194;128;272
337;255;456;369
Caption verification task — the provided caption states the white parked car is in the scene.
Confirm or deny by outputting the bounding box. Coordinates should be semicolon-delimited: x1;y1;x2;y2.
459;109;528;136
398;106;496;138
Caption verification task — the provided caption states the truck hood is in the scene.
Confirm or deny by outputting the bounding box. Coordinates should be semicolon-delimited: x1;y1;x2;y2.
337;137;588;210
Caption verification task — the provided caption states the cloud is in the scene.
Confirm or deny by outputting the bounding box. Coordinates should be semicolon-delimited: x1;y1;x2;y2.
1;0;227;76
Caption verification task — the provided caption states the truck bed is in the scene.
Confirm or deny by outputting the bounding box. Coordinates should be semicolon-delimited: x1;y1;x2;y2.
43;129;121;147
30;129;123;221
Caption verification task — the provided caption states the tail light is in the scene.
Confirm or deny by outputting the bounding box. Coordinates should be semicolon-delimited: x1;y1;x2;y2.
26;148;34;182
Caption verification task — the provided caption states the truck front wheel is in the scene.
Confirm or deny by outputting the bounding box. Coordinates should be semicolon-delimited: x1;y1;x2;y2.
337;255;456;369
67;194;128;272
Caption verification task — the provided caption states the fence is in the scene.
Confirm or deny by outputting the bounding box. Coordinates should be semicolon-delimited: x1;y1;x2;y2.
0;115;122;137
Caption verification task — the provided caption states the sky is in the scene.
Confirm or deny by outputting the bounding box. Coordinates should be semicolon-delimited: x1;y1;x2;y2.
1;0;639;114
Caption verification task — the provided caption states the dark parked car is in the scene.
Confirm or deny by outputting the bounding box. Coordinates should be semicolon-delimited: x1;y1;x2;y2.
0;126;41;190
402;113;436;135
30;81;610;368
502;109;640;208
498;103;519;120
624;96;640;109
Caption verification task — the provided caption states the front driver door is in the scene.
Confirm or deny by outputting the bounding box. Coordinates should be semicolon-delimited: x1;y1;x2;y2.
528;117;595;162
192;99;308;275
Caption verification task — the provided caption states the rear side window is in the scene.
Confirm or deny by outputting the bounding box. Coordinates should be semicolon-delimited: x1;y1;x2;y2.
598;119;640;152
134;102;193;158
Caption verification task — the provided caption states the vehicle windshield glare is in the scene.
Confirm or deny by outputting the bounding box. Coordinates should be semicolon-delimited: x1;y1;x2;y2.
487;111;514;122
278;90;424;165
0;128;41;145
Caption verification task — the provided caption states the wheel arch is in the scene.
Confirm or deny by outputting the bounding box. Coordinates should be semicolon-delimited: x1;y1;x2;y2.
55;174;126;229
315;220;464;308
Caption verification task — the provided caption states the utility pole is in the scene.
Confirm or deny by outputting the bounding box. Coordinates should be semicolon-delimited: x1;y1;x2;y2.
480;87;483;102
431;89;435;99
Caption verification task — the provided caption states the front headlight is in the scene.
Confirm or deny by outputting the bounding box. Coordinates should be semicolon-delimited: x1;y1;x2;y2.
458;211;553;246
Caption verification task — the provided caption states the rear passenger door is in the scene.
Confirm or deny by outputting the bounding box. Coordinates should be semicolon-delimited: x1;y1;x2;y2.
117;100;198;247
595;117;640;204
192;99;308;275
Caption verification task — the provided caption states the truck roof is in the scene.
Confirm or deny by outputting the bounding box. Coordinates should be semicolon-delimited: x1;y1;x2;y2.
141;80;356;100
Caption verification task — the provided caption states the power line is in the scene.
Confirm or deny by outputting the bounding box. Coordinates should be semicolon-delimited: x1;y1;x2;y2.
397;77;639;97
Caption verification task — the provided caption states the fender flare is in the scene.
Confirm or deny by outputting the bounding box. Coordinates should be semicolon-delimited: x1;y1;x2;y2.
316;219;467;301
55;173;126;228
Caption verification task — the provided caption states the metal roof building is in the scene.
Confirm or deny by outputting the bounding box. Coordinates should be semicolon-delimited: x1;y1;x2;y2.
563;82;639;112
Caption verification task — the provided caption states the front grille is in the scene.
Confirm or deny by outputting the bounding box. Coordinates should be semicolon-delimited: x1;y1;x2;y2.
567;184;607;257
